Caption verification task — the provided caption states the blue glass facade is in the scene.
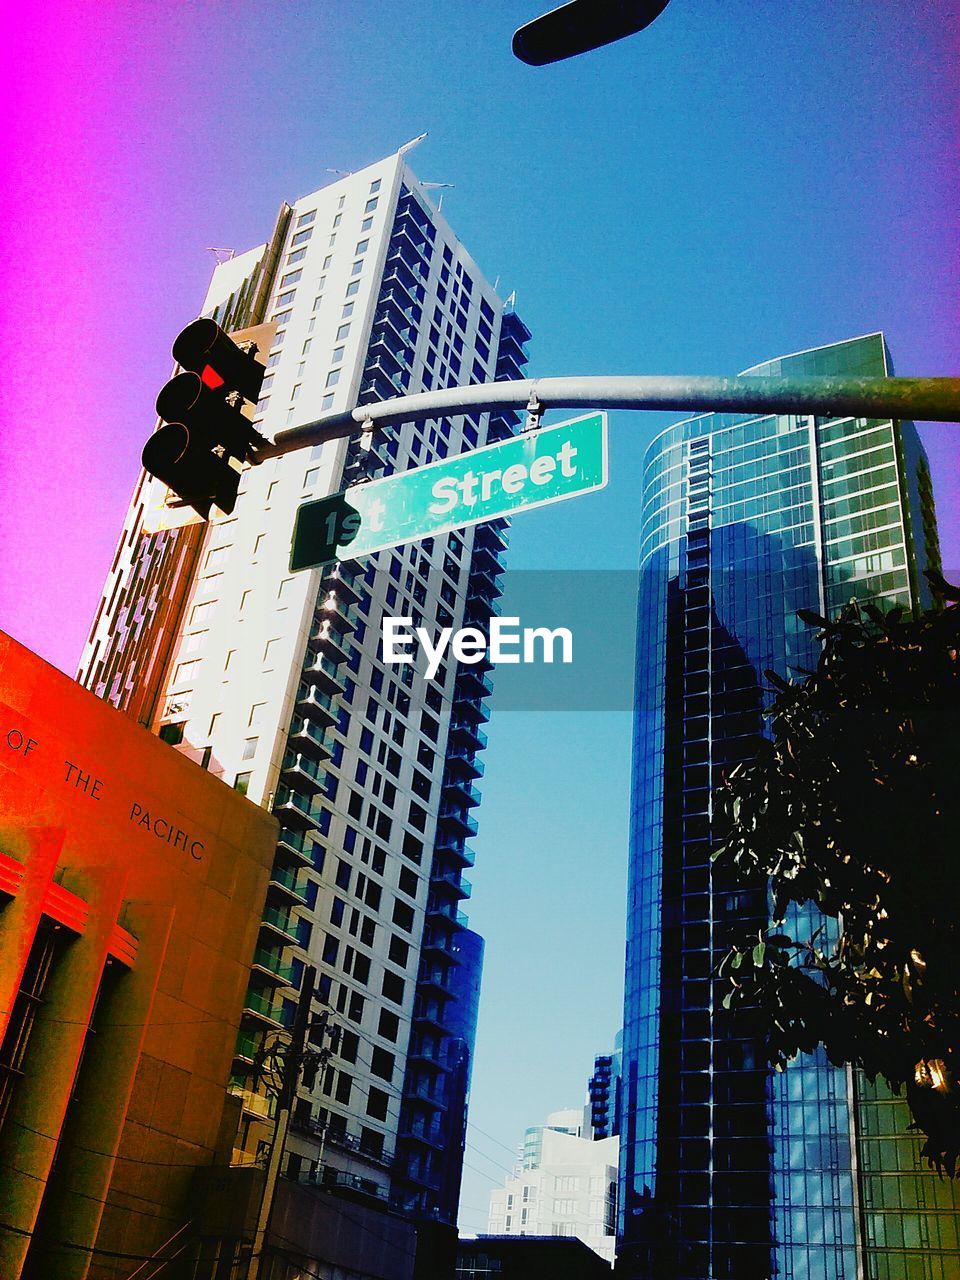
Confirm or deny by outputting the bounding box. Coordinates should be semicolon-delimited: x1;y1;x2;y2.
620;336;954;1279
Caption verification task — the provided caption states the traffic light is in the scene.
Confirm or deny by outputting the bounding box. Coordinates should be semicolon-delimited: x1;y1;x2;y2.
142;318;267;519
512;0;671;65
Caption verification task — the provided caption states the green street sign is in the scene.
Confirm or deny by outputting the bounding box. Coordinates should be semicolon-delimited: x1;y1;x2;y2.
290;411;608;571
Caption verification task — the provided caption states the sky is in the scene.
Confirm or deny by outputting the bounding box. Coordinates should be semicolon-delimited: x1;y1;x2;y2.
0;0;957;1239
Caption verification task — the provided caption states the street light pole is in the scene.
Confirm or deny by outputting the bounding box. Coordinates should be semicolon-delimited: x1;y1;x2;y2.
245;966;316;1280
259;373;960;462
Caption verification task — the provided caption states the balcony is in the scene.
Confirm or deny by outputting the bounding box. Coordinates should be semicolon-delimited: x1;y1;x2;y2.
295;683;337;726
467;566;504;602
304;1168;391;1204
474;522;509;555
320;563;361;604
454;669;494;704
419;967;453;997
398;1119;445;1148
450;690;490;726
367;331;409;373
444;745;484;779
260;905;300;946
365;356;410;393
407;1040;451;1071
252;946;297;986
302;652;346;695
441;775;481;809
376;289;422;328
390;220;432;262
267;863;310;905
396;192;434;236
496;354;526;382
432;868;472;900
276;827;315;867
374;294;420;335
433;837;476;869
234;1029;259;1068
449;720;487;753
242;987;285;1030
370;311;415;353
288;716;335;760
411;1006;450;1038
464;599;501;632
380;267;423;308
436;804;479;841
311;622;350;666
384;248;427;285
421;929;464;961
274;786;323;831
280;750;326;794
315;590;357;633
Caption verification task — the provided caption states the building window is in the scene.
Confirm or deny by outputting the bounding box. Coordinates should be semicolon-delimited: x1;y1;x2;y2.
280;269;302;288
366;1086;389;1120
276;289;296;307
369;178;381;193
291;227;313;246
336;322;351;341
371;1047;394;1082
158;722;185;745
326;369;340;388
350;260;363;277
364;197;378;213
242;737;257;760
305;467;320;488
322;393;335;409
174;659;200;684
345;280;359;297
342;302;354;319
361;215;373;233
296;209;316;227
234;772;252;795
287;246;307;266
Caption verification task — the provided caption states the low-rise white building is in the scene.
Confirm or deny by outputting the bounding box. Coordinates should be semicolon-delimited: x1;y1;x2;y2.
488;1110;618;1266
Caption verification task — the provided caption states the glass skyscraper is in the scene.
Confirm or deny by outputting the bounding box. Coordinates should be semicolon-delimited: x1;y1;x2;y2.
620;335;957;1279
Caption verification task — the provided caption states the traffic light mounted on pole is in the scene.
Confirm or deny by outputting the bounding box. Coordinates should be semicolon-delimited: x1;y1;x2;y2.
142;318;268;519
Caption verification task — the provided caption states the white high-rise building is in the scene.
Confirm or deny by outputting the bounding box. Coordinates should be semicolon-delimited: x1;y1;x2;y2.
488;1109;618;1266
78;147;530;1278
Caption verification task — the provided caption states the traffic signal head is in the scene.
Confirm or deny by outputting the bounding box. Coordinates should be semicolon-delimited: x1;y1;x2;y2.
172;317;266;404
513;0;671;65
141;422;241;519
143;319;268;519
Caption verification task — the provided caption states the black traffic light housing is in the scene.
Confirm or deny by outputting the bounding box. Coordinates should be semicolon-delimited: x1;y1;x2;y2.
142;318;268;519
513;0;671;65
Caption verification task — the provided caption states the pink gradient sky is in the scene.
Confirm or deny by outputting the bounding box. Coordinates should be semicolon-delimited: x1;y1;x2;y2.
1;2;957;677
0;2;957;1236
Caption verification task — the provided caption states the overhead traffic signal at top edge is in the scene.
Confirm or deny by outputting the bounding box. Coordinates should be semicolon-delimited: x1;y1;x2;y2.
142;318;268;519
512;0;671;66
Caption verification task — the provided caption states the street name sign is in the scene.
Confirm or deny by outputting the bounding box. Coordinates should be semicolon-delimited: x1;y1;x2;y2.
290;411;608;571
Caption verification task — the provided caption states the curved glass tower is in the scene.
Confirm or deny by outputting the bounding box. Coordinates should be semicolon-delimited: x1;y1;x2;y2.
620;335;955;1279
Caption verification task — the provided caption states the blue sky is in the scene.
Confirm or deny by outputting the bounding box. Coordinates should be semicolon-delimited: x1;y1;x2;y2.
0;0;957;1237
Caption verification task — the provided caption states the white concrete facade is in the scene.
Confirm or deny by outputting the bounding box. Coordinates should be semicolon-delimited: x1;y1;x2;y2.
78;149;526;1213
489;1123;618;1266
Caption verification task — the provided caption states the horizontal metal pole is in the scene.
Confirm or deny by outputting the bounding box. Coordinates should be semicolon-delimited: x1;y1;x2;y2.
261;374;960;459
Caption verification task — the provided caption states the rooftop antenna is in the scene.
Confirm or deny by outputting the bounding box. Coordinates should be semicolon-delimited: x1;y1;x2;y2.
206;247;236;264
397;132;428;155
